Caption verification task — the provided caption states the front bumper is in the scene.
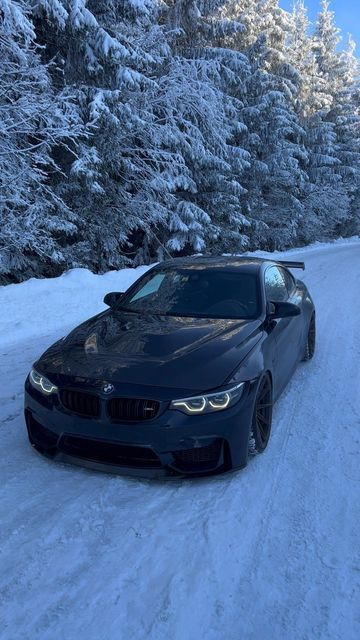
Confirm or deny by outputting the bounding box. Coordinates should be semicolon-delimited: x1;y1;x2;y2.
24;379;257;478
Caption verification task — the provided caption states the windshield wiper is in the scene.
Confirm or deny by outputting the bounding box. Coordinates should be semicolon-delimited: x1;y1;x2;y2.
115;307;249;319
116;306;170;316
115;305;141;314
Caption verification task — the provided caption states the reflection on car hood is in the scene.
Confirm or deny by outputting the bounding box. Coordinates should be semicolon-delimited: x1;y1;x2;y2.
36;310;263;392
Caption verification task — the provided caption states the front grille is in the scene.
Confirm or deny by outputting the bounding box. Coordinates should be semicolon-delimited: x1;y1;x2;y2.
172;439;223;471
25;411;59;450
59;389;100;418
59;435;162;468
107;398;160;422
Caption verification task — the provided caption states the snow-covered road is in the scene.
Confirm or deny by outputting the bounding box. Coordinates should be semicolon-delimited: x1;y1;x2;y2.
1;241;359;640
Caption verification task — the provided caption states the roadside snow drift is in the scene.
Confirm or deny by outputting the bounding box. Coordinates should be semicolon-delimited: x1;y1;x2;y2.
0;240;359;640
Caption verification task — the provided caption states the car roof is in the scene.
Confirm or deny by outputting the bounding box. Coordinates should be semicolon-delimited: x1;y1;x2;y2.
157;255;273;273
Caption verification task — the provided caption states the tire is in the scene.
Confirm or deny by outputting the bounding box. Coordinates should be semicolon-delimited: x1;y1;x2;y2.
248;373;273;456
302;313;316;361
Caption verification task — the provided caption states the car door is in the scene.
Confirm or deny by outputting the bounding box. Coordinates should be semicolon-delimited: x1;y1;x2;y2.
279;266;307;356
264;266;303;397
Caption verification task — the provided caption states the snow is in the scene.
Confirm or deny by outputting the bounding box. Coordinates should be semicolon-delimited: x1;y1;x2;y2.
0;265;150;352
1;240;360;639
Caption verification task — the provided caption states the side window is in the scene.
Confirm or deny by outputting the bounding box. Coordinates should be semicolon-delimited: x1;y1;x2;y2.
279;268;295;296
264;266;288;302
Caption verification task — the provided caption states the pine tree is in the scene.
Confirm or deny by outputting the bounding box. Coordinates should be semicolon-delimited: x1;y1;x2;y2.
33;0;186;268
222;0;309;249
308;0;360;236
331;36;360;233
0;0;83;282
158;0;253;254
285;0;342;242
313;0;342;106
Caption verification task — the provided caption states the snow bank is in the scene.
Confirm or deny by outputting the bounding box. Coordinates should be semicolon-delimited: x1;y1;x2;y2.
0;265;151;351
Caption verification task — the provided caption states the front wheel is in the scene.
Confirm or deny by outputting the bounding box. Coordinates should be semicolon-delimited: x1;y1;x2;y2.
248;374;273;455
302;313;316;361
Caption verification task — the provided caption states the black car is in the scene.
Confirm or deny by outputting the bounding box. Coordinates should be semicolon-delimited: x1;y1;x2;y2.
24;256;316;477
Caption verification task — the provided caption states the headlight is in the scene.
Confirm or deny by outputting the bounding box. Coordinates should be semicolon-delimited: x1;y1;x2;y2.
170;382;245;415
29;369;58;395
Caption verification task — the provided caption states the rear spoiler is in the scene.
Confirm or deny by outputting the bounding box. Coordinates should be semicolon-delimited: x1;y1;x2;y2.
276;260;305;270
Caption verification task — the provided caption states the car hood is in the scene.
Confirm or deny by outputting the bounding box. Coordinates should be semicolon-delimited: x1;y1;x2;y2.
36;310;262;393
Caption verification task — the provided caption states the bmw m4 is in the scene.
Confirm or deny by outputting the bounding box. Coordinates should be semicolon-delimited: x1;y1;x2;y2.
24;256;316;477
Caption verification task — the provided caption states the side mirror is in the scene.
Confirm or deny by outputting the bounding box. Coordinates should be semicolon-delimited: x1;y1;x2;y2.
103;292;124;308
268;300;301;319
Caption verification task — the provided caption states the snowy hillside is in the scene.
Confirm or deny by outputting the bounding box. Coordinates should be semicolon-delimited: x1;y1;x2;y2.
0;240;359;640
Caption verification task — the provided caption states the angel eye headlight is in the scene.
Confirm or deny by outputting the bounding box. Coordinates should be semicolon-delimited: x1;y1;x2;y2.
171;396;207;413
209;393;231;409
29;369;58;395
170;382;244;415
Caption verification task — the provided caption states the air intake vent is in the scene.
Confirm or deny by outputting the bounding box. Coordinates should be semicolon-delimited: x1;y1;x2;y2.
107;398;160;422
172;439;223;472
25;411;59;450
60;389;100;418
59;436;162;468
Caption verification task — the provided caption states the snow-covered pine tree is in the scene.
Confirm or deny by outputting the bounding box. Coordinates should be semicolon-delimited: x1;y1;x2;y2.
31;0;176;270
0;0;83;282
32;0;244;266
312;0;342;106
308;0;360;236
347;61;360;233
330;35;360;234
284;0;342;242
289;0;320;116
221;0;309;250
146;58;225;255
160;0;252;255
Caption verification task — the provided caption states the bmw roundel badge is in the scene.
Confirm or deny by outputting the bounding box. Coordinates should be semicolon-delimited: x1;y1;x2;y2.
102;382;115;395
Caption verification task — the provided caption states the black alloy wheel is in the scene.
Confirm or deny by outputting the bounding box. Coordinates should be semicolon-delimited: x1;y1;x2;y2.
302;313;316;361
248;374;273;455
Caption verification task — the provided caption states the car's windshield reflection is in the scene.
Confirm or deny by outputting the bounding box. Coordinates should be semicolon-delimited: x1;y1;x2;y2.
117;268;260;319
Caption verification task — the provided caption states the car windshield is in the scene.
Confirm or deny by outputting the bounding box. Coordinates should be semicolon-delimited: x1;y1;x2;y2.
117;267;260;319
